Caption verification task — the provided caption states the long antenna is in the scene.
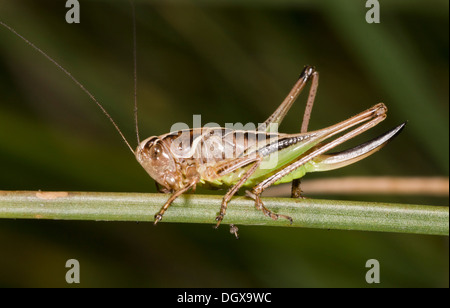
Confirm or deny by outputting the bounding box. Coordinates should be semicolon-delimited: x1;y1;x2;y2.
129;0;140;145
0;20;136;155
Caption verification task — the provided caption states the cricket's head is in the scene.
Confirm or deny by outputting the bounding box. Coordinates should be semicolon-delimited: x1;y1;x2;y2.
136;136;182;191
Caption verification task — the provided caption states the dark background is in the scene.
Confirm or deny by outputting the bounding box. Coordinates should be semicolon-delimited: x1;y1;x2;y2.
0;0;448;287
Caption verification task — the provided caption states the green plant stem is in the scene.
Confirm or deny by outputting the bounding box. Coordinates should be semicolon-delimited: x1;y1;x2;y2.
0;190;448;236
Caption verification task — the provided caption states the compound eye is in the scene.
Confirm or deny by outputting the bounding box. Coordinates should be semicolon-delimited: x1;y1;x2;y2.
151;143;162;159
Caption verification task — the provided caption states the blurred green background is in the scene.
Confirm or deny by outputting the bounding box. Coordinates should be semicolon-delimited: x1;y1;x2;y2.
0;0;448;287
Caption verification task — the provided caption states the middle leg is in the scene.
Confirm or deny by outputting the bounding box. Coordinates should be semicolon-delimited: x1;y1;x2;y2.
215;156;262;228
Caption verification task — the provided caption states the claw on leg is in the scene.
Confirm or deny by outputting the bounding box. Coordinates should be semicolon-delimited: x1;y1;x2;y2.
154;213;163;225
215;197;231;229
230;224;239;239
215;213;224;229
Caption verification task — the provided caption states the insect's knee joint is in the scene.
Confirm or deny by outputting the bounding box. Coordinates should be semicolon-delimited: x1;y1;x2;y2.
299;65;316;79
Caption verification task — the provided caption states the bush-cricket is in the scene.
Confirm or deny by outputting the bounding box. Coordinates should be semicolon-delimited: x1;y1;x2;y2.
0;14;406;231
